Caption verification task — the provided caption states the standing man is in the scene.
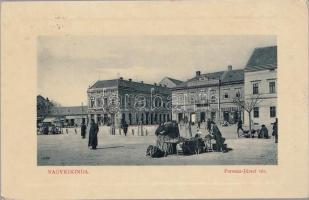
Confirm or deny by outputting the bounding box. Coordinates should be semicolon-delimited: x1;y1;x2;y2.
123;121;129;136
88;119;99;150
272;118;278;143
81;122;86;139
237;119;244;137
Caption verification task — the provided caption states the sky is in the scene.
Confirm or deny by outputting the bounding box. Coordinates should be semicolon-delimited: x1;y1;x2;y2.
37;35;276;106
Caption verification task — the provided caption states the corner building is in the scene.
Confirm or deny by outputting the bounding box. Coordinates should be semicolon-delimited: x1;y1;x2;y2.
87;77;172;126
244;46;277;127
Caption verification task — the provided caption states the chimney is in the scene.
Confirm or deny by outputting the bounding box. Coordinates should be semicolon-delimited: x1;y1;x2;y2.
154;83;157;86
129;78;132;82
119;77;123;80
228;65;232;71
196;71;201;77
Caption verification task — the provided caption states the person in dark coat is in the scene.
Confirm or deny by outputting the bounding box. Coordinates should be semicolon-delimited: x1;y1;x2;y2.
206;118;211;133
122;121;129;136
272;118;278;143
210;121;226;152
43;125;49;135
88;119;99;149
259;124;269;139
81;122;86;139
237;119;244;137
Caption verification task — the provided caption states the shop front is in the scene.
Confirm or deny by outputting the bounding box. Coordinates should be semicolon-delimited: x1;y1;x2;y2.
221;107;242;124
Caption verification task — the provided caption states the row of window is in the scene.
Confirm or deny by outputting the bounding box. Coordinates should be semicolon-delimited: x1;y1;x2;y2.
252;81;276;95
89;96;169;109
253;106;276;118
175;89;242;105
223;90;241;99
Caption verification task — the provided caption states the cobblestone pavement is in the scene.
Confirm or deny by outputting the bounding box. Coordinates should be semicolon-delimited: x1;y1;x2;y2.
37;125;277;165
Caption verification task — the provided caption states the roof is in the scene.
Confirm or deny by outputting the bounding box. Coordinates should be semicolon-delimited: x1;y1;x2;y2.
49;106;88;116
89;78;171;94
159;77;184;88
90;79;118;89
173;69;244;90
164;77;183;85
221;69;244;83
245;46;277;71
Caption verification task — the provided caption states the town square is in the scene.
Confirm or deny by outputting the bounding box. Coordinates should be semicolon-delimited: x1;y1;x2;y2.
38;124;277;165
37;36;278;165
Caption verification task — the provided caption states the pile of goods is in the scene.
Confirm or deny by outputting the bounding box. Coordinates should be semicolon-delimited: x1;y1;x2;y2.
146;145;165;158
146;121;180;158
146;122;230;158
155;122;180;149
243;129;259;138
178;135;205;155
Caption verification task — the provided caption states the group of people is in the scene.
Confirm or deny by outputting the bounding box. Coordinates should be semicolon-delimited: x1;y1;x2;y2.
195;120;227;153
237;118;278;143
80;119;130;150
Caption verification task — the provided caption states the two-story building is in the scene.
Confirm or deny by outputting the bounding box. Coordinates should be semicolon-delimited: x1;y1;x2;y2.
171;65;244;124
244;46;277;127
87;77;172;126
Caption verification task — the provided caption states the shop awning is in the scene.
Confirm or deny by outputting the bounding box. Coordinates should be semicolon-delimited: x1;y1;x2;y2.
65;116;84;119
43;117;56;123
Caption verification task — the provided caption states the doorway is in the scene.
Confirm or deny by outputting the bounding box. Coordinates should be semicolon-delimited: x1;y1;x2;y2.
178;113;183;122
200;112;206;122
223;111;229;122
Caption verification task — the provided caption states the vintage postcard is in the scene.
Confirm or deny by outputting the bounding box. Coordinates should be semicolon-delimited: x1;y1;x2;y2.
1;0;308;199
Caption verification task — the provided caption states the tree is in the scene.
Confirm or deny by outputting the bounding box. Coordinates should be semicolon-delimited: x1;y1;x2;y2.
233;94;262;138
37;95;54;118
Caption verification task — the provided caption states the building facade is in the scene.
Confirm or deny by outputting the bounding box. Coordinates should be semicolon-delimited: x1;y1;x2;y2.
171;66;244;124
87;77;172;126
47;106;88;127
244;46;277;127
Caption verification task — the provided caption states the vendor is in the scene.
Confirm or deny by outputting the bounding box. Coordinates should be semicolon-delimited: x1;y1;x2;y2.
210;121;227;153
155;123;165;136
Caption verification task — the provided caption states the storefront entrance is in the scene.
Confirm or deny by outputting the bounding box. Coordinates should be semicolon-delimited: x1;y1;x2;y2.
200;112;206;122
223;111;229;122
178;113;183;122
211;112;216;121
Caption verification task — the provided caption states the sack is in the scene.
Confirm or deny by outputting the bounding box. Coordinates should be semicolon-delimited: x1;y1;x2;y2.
146;145;164;158
146;145;154;156
182;138;205;155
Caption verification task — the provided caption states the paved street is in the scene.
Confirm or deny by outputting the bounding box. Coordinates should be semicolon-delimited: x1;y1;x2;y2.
37;125;277;165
